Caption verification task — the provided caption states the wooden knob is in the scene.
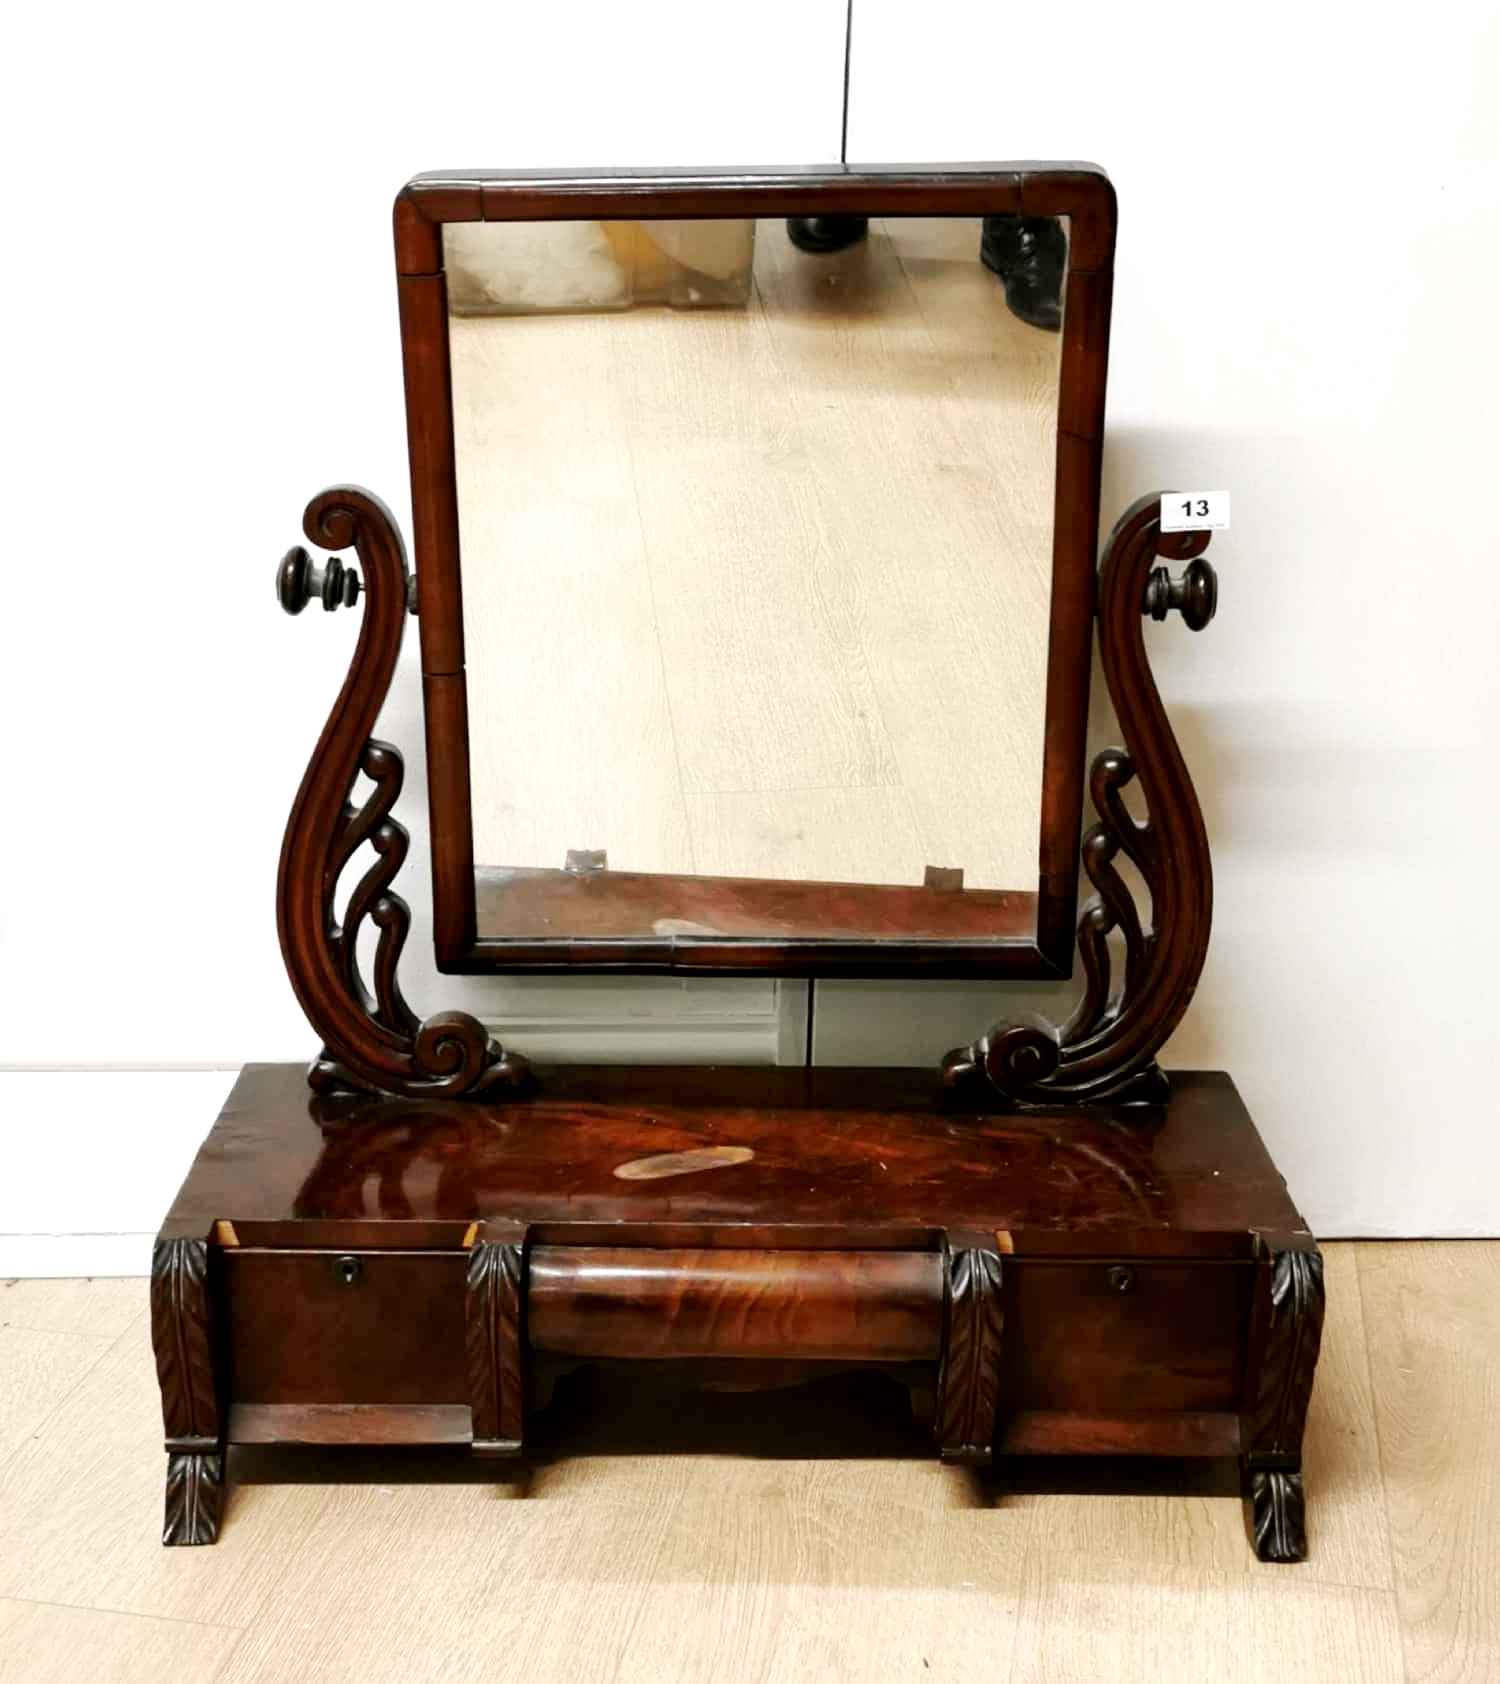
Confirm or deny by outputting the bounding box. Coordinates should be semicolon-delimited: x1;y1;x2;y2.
1144;557;1217;630
277;545;362;615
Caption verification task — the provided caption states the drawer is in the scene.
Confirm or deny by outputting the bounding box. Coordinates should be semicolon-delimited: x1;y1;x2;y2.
528;1247;944;1362
224;1249;467;1404
1004;1260;1252;1413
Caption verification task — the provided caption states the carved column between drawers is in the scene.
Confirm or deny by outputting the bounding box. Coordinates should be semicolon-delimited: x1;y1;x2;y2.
1243;1235;1325;1563
466;1239;527;1456
151;1235;225;1545
936;1243;1004;1465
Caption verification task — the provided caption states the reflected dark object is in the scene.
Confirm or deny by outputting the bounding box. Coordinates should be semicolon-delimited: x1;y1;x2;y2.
981;215;1067;332
785;214;870;253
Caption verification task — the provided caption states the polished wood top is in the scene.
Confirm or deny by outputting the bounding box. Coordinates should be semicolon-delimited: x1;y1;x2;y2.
160;1065;1305;1257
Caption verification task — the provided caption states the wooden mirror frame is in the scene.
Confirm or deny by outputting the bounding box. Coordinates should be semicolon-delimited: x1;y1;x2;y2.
274;162;1221;1105
392;164;1118;979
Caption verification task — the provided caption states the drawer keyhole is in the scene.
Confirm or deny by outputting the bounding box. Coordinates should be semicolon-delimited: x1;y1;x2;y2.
334;1255;363;1287
1107;1265;1135;1294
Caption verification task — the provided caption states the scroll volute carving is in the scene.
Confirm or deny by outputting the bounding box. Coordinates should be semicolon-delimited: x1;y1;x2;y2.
276;486;529;1099
944;494;1218;1108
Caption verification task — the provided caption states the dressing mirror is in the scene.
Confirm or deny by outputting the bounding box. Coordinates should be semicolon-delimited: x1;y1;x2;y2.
396;168;1117;974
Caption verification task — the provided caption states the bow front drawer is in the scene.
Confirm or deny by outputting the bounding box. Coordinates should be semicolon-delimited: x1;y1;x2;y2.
527;1246;944;1362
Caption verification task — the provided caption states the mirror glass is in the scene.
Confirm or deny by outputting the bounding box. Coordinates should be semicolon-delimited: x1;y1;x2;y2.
445;213;1068;946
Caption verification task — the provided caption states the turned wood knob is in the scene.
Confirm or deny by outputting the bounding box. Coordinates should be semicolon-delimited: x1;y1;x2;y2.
1144;558;1217;630
277;545;362;614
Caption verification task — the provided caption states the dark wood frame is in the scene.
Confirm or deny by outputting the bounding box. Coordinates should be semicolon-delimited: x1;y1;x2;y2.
393;164;1118;978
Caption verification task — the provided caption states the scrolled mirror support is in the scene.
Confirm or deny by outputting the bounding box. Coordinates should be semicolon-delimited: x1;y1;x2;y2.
941;493;1218;1110
275;485;529;1100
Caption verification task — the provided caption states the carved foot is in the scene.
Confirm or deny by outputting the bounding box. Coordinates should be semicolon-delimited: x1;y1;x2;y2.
1247;1467;1307;1563
162;1450;224;1546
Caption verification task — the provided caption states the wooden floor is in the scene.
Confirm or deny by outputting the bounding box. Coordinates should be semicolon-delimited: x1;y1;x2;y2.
452;216;1061;895
1;1243;1495;1682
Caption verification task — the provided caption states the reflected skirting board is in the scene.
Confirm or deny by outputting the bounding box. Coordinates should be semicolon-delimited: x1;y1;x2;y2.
151;1063;1323;1562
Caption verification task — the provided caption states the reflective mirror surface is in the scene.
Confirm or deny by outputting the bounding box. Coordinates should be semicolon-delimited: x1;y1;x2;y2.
445;213;1069;948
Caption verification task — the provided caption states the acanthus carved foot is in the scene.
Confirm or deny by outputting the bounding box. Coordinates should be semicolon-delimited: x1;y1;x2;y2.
1247;1468;1307;1563
163;1451;225;1546
942;493;1218;1109
277;487;529;1099
152;1236;226;1545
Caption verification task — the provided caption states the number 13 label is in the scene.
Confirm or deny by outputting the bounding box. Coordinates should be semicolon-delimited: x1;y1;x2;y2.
1160;490;1230;532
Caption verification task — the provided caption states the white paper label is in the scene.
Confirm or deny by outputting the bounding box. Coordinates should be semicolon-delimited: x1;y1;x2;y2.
1160;491;1230;532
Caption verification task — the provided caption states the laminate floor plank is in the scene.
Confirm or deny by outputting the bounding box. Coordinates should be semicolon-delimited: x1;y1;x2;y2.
1;1253;1494;1682
0;1596;240;1684
219;1454;1029;1684
1358;1240;1500;1684
1009;1554;1404;1684
0;1321;330;1629
0;1324;114;1470
0;1278;146;1341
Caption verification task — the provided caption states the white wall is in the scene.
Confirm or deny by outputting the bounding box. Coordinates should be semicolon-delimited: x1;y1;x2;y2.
2;0;1496;1256
0;0;845;1074
829;0;1500;1236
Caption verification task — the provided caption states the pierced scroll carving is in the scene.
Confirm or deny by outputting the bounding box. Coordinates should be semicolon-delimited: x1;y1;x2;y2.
466;1240;526;1456
936;1245;1004;1464
277;486;529;1100
152;1237;224;1546
942;493;1218;1108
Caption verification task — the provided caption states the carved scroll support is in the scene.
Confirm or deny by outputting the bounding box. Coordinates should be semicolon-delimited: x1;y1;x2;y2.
151;1236;224;1546
466;1236;528;1457
1242;1236;1325;1563
277;486;529;1100
935;1242;1004;1465
942;493;1218;1109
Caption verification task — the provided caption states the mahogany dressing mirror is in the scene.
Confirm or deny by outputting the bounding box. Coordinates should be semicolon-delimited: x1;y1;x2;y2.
175;165;1324;1571
395;168;1117;977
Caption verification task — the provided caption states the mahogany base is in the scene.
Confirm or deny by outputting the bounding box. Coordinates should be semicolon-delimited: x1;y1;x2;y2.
152;1064;1324;1562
